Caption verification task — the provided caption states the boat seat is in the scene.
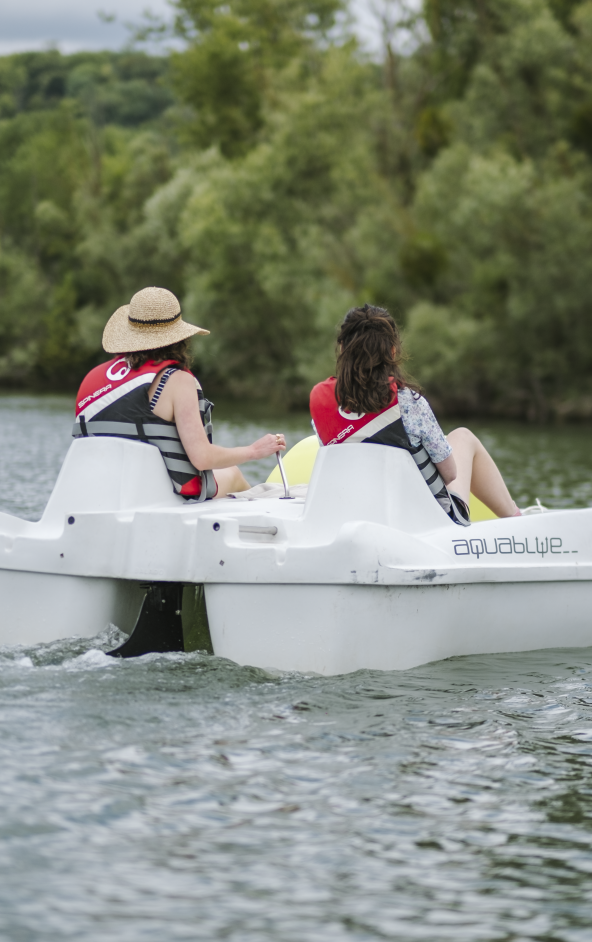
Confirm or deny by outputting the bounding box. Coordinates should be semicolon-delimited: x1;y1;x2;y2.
41;436;184;523
303;443;451;533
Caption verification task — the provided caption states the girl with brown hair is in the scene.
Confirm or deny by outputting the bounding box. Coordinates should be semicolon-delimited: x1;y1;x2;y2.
310;304;519;523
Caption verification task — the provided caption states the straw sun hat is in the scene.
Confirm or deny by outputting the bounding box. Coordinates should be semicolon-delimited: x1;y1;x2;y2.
102;287;209;354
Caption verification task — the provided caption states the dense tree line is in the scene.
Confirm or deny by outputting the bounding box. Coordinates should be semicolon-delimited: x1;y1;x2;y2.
1;0;592;418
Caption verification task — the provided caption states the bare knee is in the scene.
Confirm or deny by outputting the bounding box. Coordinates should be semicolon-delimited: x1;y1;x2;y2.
213;466;250;499
449;426;473;439
231;467;250;491
448;427;478;447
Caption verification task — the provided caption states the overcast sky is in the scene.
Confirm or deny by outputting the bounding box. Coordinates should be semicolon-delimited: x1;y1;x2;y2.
0;0;381;56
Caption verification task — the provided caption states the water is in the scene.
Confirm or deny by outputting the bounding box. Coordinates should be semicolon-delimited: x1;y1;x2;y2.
2;395;592;941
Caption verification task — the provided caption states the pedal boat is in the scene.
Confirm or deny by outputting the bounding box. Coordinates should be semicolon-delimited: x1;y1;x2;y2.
0;435;590;674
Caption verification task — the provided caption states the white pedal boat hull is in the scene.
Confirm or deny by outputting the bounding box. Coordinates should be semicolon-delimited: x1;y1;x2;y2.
207;582;592;674
1;436;590;673
0;570;144;647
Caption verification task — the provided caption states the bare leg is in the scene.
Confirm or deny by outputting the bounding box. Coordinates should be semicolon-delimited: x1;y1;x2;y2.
446;428;517;518
213;466;250;499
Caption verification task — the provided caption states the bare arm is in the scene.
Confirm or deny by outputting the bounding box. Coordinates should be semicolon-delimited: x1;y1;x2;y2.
435;453;457;486
169;371;284;471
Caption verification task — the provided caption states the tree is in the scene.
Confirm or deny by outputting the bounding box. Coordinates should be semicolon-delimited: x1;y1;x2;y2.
402;0;592;418
168;0;346;155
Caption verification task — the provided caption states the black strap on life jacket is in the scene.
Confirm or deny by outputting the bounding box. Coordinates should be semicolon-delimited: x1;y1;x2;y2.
407;442;470;526
150;367;176;410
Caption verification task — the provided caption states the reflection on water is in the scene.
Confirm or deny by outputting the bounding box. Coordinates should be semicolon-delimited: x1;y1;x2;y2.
2;395;592;940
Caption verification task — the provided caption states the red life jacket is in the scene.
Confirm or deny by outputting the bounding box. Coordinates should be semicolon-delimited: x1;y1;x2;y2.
73;357;217;501
310;377;409;448
75;357;180;418
310;376;470;526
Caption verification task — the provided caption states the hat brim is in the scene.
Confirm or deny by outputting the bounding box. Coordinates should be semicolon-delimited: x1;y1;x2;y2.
102;305;209;354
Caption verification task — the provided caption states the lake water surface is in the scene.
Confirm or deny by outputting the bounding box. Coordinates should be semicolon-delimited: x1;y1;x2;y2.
2;395;592;941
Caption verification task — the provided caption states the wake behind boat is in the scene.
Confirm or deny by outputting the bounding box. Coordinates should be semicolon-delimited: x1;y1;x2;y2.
0;434;590;674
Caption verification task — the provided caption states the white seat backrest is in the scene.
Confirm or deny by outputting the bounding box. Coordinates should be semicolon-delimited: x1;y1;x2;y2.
42;437;183;523
303;443;449;534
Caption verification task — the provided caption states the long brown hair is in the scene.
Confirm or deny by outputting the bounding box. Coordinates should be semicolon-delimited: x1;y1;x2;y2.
335;304;420;413
125;339;193;372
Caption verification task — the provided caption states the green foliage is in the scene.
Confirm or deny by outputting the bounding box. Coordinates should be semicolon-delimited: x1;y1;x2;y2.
0;51;172;125
174;47;395;402
400;232;447;288
1;0;592;417
0;50;176;387
415;106;451;158
406;144;592;418
0;245;49;384
400;0;592;417
168;0;345;155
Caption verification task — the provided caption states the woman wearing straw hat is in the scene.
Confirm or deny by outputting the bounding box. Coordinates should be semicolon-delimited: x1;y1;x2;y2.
73;287;286;500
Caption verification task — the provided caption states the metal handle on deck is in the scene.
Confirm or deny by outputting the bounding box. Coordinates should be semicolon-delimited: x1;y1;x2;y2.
239;525;278;536
276;451;293;499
